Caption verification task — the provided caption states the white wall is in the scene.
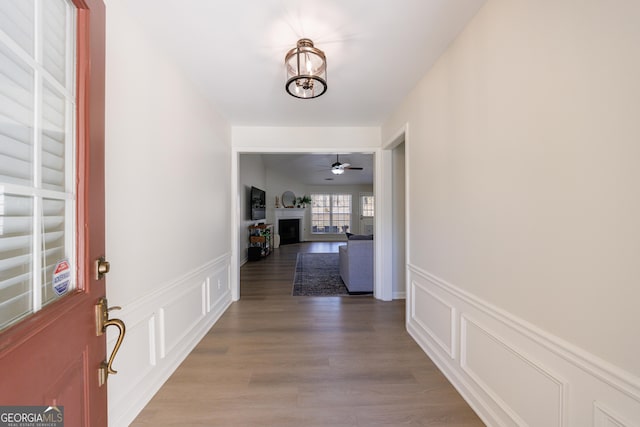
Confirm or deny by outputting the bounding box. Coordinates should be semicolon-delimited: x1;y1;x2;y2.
233;126;380;151
105;1;233;425
264;166;307;225
383;0;640;425
238;154;267;264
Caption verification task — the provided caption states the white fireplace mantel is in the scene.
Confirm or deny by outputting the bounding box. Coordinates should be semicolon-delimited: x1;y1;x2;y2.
273;208;306;242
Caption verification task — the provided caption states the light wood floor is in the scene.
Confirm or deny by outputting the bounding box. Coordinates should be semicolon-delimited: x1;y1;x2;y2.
131;243;484;426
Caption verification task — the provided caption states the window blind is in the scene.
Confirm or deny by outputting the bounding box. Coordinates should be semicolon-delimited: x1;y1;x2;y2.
0;0;76;330
310;193;352;234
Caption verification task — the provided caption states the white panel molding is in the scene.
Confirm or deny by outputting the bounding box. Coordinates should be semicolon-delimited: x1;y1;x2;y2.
408;264;640;402
158;308;166;359
105;313;158;401
108;254;233;427
147;316;156;366
162;285;207;356
407;316;501;427
406;264;640;427
460;315;567;427
594;402;631;427
210;278;231;315
202;279;209;315
118;252;231;323
411;278;456;358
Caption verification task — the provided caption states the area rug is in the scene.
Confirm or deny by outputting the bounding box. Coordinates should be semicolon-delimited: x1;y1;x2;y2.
292;253;349;296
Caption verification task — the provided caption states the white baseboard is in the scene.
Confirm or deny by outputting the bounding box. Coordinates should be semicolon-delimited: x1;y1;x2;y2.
393;291;406;299
407;264;640;427
107;254;233;427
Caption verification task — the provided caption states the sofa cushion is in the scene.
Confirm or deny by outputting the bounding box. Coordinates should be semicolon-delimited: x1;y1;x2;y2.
346;233;373;240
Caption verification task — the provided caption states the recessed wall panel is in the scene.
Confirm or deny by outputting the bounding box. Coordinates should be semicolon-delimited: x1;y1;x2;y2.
163;285;205;354
461;317;565;427
412;278;455;357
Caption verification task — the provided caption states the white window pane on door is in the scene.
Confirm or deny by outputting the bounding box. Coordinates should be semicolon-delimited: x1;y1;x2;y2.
42;0;68;85
41;198;68;305
0;0;76;330
0;193;33;329
42;82;66;191
0;0;35;56
0;43;34;186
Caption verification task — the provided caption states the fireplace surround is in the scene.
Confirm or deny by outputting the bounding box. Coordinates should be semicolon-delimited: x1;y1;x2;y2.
274;208;305;243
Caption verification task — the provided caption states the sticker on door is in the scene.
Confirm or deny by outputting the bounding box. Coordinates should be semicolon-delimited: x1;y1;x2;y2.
52;259;72;296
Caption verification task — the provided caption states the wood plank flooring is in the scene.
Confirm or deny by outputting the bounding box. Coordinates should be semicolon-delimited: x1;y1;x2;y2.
131;243;484;426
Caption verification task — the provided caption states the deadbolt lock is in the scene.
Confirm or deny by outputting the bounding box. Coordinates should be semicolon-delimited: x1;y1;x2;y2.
96;257;110;280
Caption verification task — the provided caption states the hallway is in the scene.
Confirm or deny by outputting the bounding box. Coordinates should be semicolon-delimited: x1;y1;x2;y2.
131;243;483;426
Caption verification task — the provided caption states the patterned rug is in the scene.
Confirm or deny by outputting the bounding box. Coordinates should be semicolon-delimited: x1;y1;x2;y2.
292;253;349;296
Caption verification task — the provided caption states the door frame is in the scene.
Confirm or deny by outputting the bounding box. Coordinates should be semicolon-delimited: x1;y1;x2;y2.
230;146;392;301
380;123;410;302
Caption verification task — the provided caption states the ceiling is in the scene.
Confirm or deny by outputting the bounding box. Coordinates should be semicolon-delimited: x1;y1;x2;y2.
120;1;485;185
261;153;374;185
119;0;486;127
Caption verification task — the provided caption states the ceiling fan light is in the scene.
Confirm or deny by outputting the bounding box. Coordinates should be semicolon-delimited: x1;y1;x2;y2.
285;38;327;99
331;167;344;175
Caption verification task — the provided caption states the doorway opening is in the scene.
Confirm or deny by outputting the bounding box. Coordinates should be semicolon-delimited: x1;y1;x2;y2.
233;150;383;300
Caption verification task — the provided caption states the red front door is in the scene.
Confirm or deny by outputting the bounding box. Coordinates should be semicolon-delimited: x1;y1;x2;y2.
0;1;110;425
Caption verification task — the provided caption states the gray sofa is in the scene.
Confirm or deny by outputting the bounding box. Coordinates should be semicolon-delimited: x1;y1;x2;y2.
338;238;373;293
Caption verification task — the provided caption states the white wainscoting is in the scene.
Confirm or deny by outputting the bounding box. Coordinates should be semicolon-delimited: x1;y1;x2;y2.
406;264;640;427
107;254;233;427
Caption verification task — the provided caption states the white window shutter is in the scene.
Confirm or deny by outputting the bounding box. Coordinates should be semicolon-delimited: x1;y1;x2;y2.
0;0;76;330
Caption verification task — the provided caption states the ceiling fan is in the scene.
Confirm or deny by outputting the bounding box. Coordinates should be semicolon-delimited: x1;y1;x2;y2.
330;154;363;175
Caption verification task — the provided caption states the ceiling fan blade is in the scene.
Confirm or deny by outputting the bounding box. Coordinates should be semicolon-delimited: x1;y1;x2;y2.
341;162;351;168
345;166;363;170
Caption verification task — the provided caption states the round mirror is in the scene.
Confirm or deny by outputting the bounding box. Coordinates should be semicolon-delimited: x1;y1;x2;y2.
282;191;296;208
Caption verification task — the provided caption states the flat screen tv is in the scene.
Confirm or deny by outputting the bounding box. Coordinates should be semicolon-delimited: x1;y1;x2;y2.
250;186;266;221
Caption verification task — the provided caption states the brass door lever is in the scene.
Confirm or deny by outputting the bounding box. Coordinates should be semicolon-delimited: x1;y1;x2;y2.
95;297;126;386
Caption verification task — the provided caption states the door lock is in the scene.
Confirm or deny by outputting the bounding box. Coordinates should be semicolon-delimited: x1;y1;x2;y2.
96;257;110;280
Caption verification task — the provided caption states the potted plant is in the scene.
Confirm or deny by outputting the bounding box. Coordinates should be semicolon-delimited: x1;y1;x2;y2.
297;195;312;208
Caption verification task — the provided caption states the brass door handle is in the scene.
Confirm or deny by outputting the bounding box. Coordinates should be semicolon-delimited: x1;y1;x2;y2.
102;318;125;375
96;297;126;386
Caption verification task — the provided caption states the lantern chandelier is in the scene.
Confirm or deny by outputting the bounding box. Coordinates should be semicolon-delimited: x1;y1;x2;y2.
285;38;327;99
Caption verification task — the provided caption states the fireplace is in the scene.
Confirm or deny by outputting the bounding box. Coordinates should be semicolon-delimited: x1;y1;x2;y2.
279;219;300;245
274;208;305;244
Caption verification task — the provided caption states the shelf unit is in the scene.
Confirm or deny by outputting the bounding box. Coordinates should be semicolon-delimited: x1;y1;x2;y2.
248;224;273;260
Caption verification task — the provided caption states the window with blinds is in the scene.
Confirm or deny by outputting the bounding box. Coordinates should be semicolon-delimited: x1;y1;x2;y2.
361;194;375;217
0;0;77;330
310;193;352;234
